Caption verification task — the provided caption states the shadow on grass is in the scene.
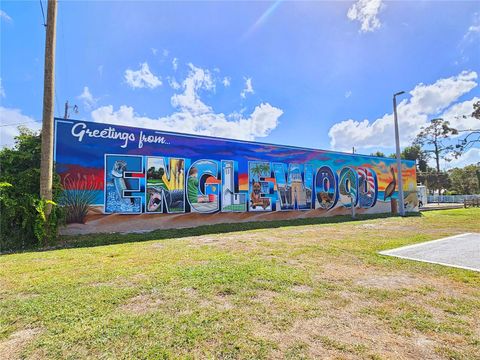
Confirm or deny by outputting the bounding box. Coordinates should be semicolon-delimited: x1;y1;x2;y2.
1;211;422;255
60;212;421;250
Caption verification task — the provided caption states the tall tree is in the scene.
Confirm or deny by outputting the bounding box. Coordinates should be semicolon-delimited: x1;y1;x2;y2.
448;165;480;195
414;118;458;195
414;118;458;173
401;144;429;172
455;100;480;154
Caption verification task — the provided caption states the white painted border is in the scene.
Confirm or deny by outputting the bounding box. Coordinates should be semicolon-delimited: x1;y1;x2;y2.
380;233;474;253
379;233;479;273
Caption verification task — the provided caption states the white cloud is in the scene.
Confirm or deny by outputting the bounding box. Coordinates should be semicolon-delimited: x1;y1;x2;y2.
124;62;162;89
91;63;282;141
345;90;352;99
172;58;178;71
347;0;384;33
240;77;254;98
223;77;231;87
446;147;480;169
458;13;480;63
162;49;169;57
77;86;97;109
328;70;478;151
167;77;181;90
441;97;479;131
463;12;480;41
97;65;103;77
151;48;158;56
0;78;5;98
0;107;41;148
0;10;12;22
91;102;282;141
171;63;215;115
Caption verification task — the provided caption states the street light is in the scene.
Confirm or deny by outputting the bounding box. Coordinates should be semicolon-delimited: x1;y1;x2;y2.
393;91;405;216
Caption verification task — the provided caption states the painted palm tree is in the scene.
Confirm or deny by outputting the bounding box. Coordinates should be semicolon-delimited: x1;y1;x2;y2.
259;163;270;178
250;164;263;180
250;163;270;180
384;167;396;201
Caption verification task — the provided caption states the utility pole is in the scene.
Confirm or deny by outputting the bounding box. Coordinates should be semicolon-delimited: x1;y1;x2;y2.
393;91;406;216
64;100;69;119
40;0;57;214
64;101;78;119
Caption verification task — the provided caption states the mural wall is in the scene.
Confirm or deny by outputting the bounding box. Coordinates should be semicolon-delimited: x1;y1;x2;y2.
54;119;418;232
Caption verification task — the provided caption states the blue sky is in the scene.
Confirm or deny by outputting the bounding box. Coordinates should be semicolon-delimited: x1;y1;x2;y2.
1;0;479;168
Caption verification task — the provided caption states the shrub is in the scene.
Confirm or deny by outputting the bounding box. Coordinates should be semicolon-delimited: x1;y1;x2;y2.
0;127;63;251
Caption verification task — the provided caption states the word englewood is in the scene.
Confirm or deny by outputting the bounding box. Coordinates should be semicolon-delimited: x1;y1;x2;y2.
54;118;418;221
104;154;379;214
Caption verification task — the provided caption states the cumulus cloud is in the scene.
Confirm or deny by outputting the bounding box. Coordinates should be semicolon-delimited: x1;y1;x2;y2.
347;0;384;33
446;147;480;169
0;10;12;22
441;97;480;131
240;77;254;98
172;58;178;71
91;63;282;141
0;107;41;148
91;102;282;141
222;77;231;87
124;62;162;89
77;86;97;109
171;63;215;115
328;71;478;151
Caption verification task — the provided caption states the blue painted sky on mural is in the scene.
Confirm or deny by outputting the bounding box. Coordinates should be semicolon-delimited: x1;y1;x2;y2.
1;1;479;168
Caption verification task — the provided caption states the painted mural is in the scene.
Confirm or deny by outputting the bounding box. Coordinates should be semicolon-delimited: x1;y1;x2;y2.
54;118;418;231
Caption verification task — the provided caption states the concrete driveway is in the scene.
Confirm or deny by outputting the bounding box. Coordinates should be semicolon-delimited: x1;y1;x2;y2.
379;233;480;272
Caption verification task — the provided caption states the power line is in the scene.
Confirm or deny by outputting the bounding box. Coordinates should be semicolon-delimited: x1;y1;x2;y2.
39;0;47;27
0;121;39;128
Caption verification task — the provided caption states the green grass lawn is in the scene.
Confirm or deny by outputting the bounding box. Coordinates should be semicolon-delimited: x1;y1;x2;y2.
1;209;479;359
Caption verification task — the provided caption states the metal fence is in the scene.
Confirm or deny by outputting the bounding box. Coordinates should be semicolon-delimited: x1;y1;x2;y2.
427;195;480;203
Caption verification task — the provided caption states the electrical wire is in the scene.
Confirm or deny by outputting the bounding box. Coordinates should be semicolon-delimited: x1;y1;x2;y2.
39;0;47;27
0;121;39;128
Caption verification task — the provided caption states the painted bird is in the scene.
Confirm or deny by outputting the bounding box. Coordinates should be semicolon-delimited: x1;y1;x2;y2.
384;167;396;201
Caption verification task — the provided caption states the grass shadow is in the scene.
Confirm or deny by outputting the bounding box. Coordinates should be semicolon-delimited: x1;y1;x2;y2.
57;211;421;251
1;212;422;255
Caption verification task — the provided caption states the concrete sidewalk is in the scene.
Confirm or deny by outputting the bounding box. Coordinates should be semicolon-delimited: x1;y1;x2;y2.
379;233;480;272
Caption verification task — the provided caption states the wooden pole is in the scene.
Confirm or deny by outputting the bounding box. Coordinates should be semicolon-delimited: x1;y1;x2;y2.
40;0;57;214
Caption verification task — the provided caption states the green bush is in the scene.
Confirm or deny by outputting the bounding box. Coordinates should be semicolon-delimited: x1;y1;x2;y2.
0;127;63;251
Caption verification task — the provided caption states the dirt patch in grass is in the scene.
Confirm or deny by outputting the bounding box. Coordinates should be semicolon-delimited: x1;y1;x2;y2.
0;328;43;360
90;274;148;289
291;285;313;293
150;242;165;249
254;308;442;359
119;292;164;315
355;273;423;290
252;290;279;304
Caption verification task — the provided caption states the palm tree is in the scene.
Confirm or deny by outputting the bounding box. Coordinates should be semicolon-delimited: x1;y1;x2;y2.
250;163;263;180
259;163;270;177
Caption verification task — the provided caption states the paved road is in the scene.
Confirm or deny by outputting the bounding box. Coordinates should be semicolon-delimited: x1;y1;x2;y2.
379;233;480;272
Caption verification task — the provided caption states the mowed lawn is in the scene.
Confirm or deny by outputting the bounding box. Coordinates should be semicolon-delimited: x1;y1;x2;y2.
1;209;479;359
